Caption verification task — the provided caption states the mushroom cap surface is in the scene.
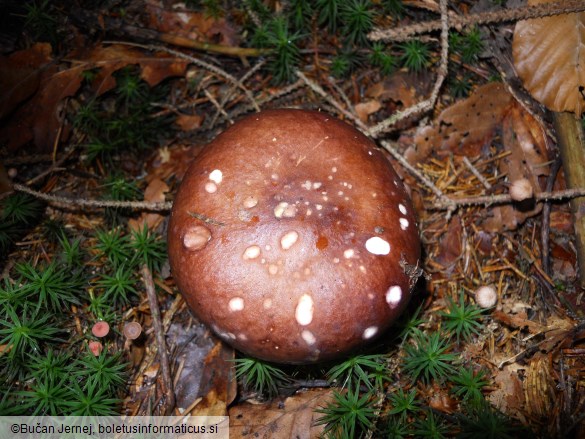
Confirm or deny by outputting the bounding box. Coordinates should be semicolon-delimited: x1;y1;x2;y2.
168;109;421;364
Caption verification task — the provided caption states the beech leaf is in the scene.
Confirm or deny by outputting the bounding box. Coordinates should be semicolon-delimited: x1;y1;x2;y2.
513;0;585;115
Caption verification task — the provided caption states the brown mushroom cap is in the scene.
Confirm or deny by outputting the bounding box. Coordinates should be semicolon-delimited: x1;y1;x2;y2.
168;109;421;364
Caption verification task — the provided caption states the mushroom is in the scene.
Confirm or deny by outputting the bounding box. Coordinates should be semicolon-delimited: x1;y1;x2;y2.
167;109;421;364
474;285;497;309
123;322;143;340
91;321;110;338
88;340;103;356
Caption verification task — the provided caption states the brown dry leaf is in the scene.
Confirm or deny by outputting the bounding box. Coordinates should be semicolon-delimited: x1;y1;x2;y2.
146;144;202;182
128;178;169;231
489;364;526;418
365;71;425;108
190;342;236;417
481;103;549;232
80;44;189;95
145;2;239;47
0;44;188;151
355;99;381;123
513;0;585;115
409;82;512;163
0;43;52;120
435;216;463;272
229;389;334;439
175;113;204;132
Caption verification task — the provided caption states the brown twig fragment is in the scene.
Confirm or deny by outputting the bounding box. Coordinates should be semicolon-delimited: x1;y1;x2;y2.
141;264;175;414
12;183;172;211
429;187;585;210
368;0;585;42
295;70;369;132
462;157;492;190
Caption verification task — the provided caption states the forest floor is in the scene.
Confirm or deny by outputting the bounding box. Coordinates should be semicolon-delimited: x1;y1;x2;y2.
0;0;584;438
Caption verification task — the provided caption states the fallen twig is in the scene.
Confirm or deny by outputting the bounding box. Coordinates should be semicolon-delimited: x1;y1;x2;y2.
369;0;585;42
12;183;172;211
141;264;175;414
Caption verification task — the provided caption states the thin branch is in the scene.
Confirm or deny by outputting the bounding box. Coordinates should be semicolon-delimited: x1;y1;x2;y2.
381;140;445;200
295;70;369;132
367;0;449;137
429;187;585;210
12;183;172;211
369;0;585;42
462;156;492;190
141;264;175;414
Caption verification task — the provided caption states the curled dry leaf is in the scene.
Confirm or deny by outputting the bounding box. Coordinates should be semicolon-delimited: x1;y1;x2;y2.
513;0;585;115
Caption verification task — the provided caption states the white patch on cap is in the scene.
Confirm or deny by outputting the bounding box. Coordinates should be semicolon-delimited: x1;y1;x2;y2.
183;226;211;251
399;203;407;215
209;169;223;184
205;182;217;193
386;286;402;308
365;237;390;255
281;231;299;250
295;294;314;326
263;298;272;309
312;182;322;189
344;249;355;259
363;326;378;339
274;202;297;218
228;297;244;312
243;196;258;208
301;180;312;190
301;330;317;345
400;218;409;230
243;245;261;260
268;264;278;275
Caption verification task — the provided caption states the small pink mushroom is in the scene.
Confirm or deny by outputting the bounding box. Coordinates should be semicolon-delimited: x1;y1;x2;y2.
89;340;103;356
91;321;110;338
123;322;142;340
167;109;421;364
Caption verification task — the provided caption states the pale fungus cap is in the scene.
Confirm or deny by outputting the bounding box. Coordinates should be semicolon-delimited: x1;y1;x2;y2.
167;109;421;364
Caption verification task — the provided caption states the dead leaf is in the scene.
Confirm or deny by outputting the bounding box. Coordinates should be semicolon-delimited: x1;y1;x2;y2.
175;113;204;131
0;44;188;152
145;144;202;182
145;2;240;47
354;100;381;123
513;0;585;115
489;364;526;417
128;178;169;231
189;340;236;417
435;216;463;272
366;71;426;108
0;43;52;120
229;389;333;439
410;82;513;163
481;103;549;232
